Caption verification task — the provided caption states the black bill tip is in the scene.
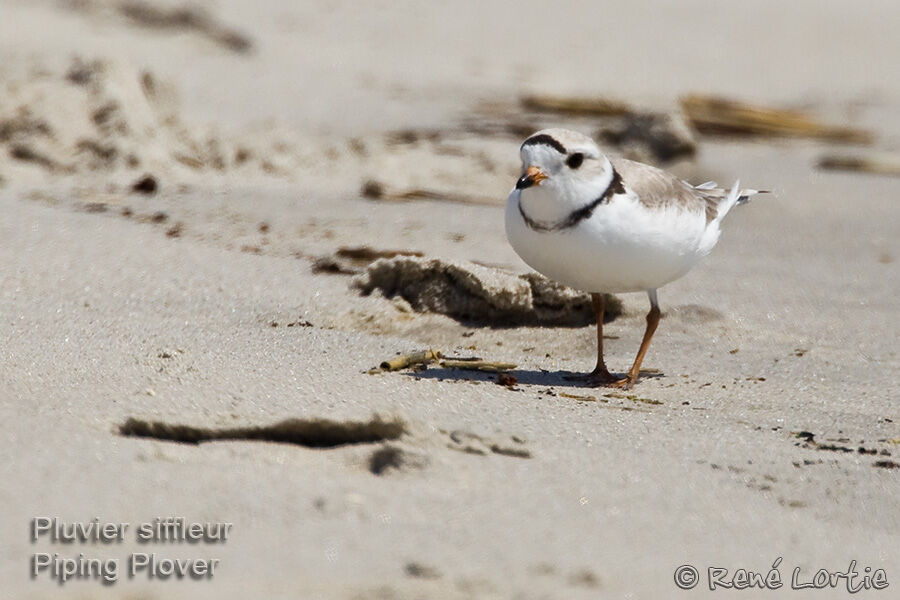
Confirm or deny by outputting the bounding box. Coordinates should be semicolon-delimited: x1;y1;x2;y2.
516;174;535;190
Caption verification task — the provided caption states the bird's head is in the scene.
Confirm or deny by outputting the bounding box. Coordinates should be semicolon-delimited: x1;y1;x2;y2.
515;128;614;223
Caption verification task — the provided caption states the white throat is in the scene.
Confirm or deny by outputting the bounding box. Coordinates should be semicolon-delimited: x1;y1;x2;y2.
518;157;615;227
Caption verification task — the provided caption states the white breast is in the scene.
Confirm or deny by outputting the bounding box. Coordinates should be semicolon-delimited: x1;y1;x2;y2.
505;189;714;294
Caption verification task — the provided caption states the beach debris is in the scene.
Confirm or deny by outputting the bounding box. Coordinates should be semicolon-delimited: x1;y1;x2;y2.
373;351;517;375
816;444;854;454
267;317;312;328
496;372;518;387
559;391;598;402
520;93;631;117
8;144;60;171
680;94;872;143
489;443;531;458
360;179;385;198
404;562;442;580
384;129;442;146
354;256;621;326
360;179;496;205
568;569;602;588
379;349;441;371
627;395;662;406
788;430;892;457
131;173;158;194
599;112;696;164
817;153;900;176
603;392;662;405
793;431;816;443
441;359;517;372
368;445;427;476
369;445;404;475
119;415;405;448
165;222;183;237
312;246;424;275
82;202;108;213
117;1;253;54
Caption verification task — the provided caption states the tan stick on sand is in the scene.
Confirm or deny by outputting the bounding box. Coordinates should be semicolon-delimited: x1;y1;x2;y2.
440;360;517;372
380;349;441;371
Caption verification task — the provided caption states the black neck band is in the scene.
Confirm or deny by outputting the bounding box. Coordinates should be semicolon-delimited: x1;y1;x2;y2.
518;169;625;233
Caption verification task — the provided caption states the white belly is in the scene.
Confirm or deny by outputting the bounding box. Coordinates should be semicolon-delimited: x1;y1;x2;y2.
505;191;715;293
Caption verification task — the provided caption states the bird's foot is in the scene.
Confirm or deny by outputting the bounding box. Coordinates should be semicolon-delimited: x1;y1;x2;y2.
565;369;623;386
608;374;638;390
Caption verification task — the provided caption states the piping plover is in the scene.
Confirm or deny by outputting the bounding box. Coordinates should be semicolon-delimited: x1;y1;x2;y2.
505;128;760;388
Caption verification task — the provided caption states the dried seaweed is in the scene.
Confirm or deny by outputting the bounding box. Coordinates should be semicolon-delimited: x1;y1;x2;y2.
818;153;900;176
681;94;872;143
520;94;631;116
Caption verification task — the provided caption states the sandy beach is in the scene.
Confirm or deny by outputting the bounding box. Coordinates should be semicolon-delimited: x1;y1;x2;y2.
2;1;898;598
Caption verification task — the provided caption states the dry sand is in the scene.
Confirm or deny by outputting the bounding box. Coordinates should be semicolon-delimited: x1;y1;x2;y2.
1;1;899;598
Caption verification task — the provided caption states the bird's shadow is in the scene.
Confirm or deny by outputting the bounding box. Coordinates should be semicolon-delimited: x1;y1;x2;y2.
405;367;663;388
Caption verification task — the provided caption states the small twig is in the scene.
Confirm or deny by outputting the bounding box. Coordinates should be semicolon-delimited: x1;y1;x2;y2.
379;349;441;371
440;359;517;372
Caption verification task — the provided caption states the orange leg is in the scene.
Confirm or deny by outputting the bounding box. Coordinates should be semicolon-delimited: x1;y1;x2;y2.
566;293;622;385
587;293;621;384
612;289;660;389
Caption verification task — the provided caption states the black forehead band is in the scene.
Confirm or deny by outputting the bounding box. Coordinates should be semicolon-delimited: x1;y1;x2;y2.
521;134;567;155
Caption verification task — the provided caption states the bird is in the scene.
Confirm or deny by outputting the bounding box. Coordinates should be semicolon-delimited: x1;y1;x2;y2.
505;128;761;388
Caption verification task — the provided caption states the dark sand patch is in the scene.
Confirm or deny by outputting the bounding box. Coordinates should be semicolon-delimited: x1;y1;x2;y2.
119;416;405;448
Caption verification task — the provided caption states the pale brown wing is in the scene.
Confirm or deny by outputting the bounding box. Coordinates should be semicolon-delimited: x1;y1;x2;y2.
610;157;719;222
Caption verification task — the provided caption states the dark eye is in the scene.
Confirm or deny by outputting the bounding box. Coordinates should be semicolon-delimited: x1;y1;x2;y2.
566;153;584;169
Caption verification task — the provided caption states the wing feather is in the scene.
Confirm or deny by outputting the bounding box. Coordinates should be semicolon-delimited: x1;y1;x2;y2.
611;157;718;222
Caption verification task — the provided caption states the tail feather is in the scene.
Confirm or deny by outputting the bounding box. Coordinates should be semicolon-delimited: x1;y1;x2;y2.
695;180;767;223
714;180;743;224
698;181;741;254
737;188;768;204
698;180;766;254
